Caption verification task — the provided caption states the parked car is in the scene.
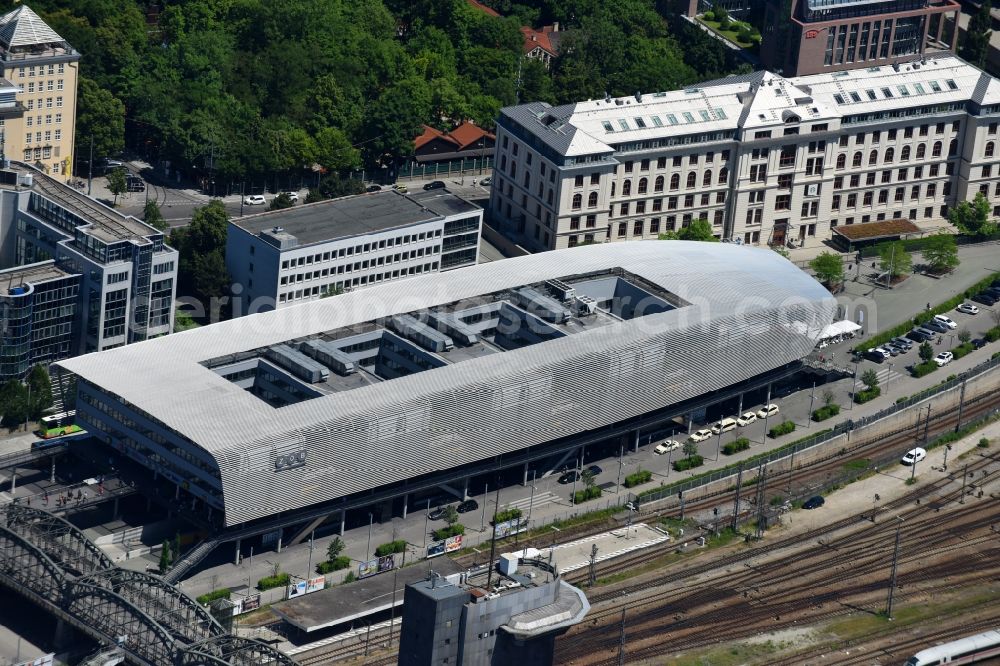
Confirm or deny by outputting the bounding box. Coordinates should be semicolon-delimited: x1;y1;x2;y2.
392;183;408;193
972;338;987;349
366;184;382;192
884;342;906;355
923;319;950;333
736;411;757;427
653;439;681;455
243;194;266;205
756;403;780;419
428;506;450;520
586;465;603;476
282;191;300;202
907;328;933;343
901;447;927;465
864;348;889;362
126;176;145;192
456;499;478;513
933;314;958;329
933;351;954;366
956;303;980;315
802;495;825;510
423;180;446;191
557;470;579;484
890;336;914;350
711;417;738;435
972;291;999;306
689;428;713;443
480;176;492;186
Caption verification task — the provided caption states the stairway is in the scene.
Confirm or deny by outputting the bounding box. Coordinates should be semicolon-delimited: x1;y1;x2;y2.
163;536;219;584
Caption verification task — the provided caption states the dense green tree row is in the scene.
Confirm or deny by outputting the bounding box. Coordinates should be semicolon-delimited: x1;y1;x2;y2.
13;0;747;180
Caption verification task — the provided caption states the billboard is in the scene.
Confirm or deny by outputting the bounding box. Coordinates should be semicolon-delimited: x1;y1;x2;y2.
493;518;528;540
241;594;261;613
426;541;446;559
287;581;307;598
307;576;325;593
444;534;463;553
378;554;395;573
358;558;379;578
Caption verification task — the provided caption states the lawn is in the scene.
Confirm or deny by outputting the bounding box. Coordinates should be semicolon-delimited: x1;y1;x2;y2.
697;17;757;49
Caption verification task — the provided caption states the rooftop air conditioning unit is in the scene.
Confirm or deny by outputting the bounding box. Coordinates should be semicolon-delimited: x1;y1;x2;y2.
574;294;598;316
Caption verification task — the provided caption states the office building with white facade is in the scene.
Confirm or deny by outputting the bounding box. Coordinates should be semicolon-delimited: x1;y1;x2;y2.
490;55;1000;251
0;162;177;365
226;189;482;314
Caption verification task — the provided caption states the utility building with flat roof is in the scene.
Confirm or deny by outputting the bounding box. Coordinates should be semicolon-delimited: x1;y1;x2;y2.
226;188;482;315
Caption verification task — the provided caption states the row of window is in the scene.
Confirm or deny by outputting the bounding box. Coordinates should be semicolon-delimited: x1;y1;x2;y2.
832;206;945;228
25;116;63;129
278;262;441;302
15;64;65;77
278;246;441;285
612;191;727;217
834;162;955;189
25;96;63;110
832;182;950;210
22;80;64;94
841;121;962;147
835;140;958;168
278;229;443;270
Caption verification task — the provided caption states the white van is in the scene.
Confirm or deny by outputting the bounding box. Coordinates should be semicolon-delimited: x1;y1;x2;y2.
711;417;737;435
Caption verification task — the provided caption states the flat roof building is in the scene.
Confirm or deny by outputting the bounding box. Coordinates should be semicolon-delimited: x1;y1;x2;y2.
491;55;1000;253
226;189;482;314
58;242;834;529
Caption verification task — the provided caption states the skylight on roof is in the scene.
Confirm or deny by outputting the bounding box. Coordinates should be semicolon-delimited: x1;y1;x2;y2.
866;89;877;100
634;117;647;128
930;80;942;92
914;83;925;94
682;112;695;123
651;116;664;127
946;79;958;90
882;87;893;98
699;110;710;121
618;119;630;131
833;93;846;104
897;85;910;96
849;91;861;102
666;114;678;125
602;121;614;132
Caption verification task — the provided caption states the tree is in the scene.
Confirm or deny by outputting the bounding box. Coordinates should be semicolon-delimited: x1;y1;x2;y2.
822;389;835;406
919;341;934;362
877;241;912;279
26;365;52;418
961;0;992;68
809;252;844;287
170;200;231;302
269;193;295;211
958;329;972;344
443;505;460;527
106;169;127;206
143;200;168;232
948;192;996;237
76;77;125;166
159;539;172;574
683;439;699;459
658;219;718;242
0;380;28;428
581;468;596;489
861;368;879;391
327;537;345;562
922;233;960;274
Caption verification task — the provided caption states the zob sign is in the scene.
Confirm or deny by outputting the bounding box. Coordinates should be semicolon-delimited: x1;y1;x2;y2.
275;449;307;471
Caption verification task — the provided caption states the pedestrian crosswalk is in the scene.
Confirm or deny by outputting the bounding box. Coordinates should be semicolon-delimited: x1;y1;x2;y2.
500;490;562;513
872;366;904;385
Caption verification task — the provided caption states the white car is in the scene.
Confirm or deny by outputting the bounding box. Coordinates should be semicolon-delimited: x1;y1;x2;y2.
243;194;266;205
689;429;713;443
736;411;757;427
282;191;300;202
933;351;954;366
901;447;927;465
956;303;979;315
756;403;779;419
654;440;681;455
933;314;957;329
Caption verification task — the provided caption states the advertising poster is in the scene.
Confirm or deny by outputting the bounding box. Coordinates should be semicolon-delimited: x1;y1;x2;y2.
287;581;307;598
307;576;325;593
377;555;395;573
358;558;379;578
426;540;446;559
444;534;463;553
241;594;261;613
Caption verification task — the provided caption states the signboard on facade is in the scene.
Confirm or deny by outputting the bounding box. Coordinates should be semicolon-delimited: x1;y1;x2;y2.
444;534;463;553
307;576;325;593
287;581;307;598
805;29;820;38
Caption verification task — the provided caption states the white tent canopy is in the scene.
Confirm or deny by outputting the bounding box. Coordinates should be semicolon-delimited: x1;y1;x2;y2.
819;320;862;340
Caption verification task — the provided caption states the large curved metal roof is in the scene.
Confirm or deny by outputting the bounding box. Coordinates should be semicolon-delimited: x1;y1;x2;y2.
60;241;836;525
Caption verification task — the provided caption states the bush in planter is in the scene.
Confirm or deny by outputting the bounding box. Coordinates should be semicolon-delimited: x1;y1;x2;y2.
432;523;465;541
257;572;291;591
951;342;974;359
494;508;523;524
768;421;796;438
722;437;751;455
196;589;231;605
673;455;705;472
317;556;351;574
623;469;653;488
374;540;407;557
572;486;602;504
811;403;841;422
909;362;938;379
985;326;1000;342
854;386;883;402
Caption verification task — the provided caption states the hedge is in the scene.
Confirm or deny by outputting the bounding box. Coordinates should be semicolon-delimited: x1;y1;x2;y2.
910;361;938;378
951;342;974;359
623;469;653;488
196;589;231;605
722;437;751;455
572;486;603;504
432;523;465;541
768;421;796;438
984;326;1000;342
673;455;705;472
317;556;352;574
375;540;407;557
854;386;882;402
852;272;1000;353
257;572;291;591
811;404;841;422
494;508;523;523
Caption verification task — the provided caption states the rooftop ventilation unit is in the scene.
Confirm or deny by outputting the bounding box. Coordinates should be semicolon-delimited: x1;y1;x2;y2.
390;314;455;352
513;287;571;324
299;339;356;376
545;279;576;302
264;344;330;383
425;312;479;346
574;294;598;316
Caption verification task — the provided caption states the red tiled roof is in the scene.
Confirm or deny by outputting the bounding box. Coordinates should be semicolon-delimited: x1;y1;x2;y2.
521;25;558;55
466;0;501;18
831;218;921;241
447;121;495;150
413;125;458;151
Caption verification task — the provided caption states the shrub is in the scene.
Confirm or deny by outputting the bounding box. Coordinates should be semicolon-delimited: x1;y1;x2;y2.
432;523;465;541
196;589;230;605
375;540;407;557
896;396;908;404
494;508;523;523
722;437;751;455
703;9;715;20
673;455;705;472
854;386;882;403
623;468;653;488
257;572;291;591
910;362;938;378
572;486;603;504
811;404;841;422
768;421;796;438
737;27;753;42
951;342;974;359
343;571;356;584
718;15;731;29
979;437;991;448
317;556;351;574
986;326;1000;343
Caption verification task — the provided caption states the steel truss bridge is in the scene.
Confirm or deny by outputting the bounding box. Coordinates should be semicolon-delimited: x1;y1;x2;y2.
0;504;297;665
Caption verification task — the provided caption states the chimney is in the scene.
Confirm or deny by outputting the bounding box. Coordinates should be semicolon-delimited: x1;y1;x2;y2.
552;21;560;32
